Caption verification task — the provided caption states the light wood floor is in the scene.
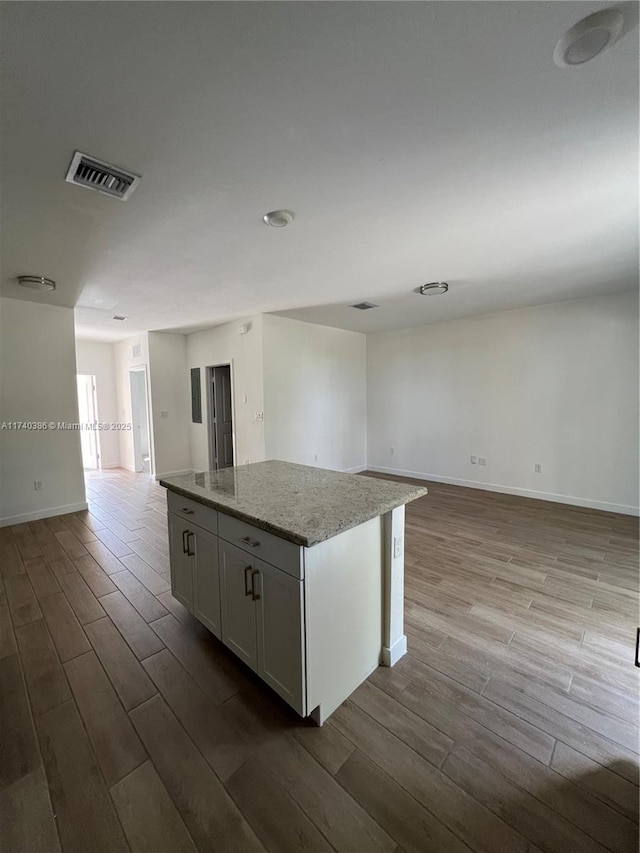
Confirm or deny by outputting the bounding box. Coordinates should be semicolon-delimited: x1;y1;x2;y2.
1;469;638;853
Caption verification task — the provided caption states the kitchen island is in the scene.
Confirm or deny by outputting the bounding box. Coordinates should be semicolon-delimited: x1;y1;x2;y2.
160;460;427;724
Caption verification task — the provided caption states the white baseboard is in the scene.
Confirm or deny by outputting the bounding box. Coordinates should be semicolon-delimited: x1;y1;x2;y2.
155;468;193;481
99;462;121;470
342;465;367;474
0;501;89;528
382;635;407;667
367;465;640;517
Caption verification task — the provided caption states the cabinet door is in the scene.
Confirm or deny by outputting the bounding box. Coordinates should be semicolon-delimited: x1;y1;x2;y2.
192;524;221;639
168;512;193;610
255;558;305;715
219;541;257;672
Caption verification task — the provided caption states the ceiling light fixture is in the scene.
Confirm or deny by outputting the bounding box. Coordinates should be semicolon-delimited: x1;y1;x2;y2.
112;315;128;321
263;210;295;227
554;8;624;67
17;275;56;292
418;282;448;296
351;302;379;310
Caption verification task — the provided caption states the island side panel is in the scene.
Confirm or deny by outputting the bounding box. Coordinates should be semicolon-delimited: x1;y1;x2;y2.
381;504;407;666
304;517;382;725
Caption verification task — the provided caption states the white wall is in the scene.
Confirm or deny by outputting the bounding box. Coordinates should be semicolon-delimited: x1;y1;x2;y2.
148;331;191;477
263;315;367;473
75;340;120;468
0;298;86;525
113;333;151;473
186;316;266;471
367;290;639;514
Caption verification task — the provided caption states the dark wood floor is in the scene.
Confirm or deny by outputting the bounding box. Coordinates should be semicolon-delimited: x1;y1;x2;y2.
1;469;638;853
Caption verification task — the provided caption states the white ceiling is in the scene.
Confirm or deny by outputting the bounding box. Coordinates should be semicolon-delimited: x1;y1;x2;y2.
0;2;637;341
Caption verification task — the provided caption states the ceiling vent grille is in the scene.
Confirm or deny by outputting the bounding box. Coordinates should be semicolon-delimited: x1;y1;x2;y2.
350;302;379;310
65;151;141;200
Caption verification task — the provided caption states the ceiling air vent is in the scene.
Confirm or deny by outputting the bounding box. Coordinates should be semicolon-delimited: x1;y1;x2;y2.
350;302;379;310
65;151;141;201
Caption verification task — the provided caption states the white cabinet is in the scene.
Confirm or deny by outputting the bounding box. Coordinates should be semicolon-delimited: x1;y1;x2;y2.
255;558;305;714
168;511;193;610
219;541;305;714
219;540;258;670
168;510;221;639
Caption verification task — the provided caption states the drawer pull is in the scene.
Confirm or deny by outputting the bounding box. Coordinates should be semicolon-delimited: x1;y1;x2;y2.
244;565;253;596
251;569;261;601
182;507;194;515
242;536;260;548
182;530;189;554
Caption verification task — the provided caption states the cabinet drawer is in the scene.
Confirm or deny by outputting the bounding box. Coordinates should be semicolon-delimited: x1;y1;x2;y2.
167;491;218;534
218;513;302;579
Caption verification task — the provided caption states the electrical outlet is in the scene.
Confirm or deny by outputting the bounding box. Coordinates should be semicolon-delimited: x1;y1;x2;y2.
160;411;168;418
390;447;395;456
393;535;403;558
478;457;487;466
34;480;44;491
534;463;543;473
470;455;477;464
255;411;264;422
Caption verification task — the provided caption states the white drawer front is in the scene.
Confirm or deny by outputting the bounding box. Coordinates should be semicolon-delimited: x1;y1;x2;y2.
218;513;302;579
167;491;218;534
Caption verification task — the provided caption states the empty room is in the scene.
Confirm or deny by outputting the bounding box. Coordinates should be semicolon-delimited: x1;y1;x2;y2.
0;3;638;853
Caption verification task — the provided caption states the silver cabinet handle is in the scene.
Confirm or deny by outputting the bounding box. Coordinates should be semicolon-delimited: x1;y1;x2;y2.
251;569;261;601
244;565;252;596
182;530;189;554
186;531;195;557
182;507;194;515
242;536;260;548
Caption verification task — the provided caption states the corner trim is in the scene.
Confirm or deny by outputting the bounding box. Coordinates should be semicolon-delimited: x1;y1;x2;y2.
381;634;407;667
0;501;89;528
367;466;640;517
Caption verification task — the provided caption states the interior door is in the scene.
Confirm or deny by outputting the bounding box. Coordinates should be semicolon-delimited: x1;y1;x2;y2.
255;558;305;714
76;374;99;469
219;541;257;671
193;524;221;639
212;365;234;469
168;512;193;610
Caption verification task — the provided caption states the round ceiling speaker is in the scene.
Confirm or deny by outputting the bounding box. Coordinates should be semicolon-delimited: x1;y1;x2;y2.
554;9;624;67
418;282;449;295
17;275;56;292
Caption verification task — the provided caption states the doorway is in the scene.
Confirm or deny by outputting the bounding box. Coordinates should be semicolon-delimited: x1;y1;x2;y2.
130;368;152;474
76;374;100;469
207;364;234;470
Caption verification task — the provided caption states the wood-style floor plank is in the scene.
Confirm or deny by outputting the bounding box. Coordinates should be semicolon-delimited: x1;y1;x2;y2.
15;619;72;717
130;694;265;853
64;651;147;786
100;590;164;660
84;617;158;711
110;760;197;853
36;700;129;853
4;574;42;627
0;767;61;853
40;592;91;663
58;571;106;625
0;654;41;790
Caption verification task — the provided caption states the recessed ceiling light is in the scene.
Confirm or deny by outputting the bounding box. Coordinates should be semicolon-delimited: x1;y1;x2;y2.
112;315;128;321
263;210;295;227
17;275;56;292
418;282;448;296
554;8;624;67
351;302;379;310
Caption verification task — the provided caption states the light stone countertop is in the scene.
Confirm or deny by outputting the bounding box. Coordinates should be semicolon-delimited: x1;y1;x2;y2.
160;460;428;547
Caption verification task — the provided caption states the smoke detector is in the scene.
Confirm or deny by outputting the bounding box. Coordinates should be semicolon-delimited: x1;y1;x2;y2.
351;302;379;310
263;210;295;227
65;151;141;200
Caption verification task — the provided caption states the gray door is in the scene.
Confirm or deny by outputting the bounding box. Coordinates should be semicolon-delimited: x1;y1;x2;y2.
211;365;234;469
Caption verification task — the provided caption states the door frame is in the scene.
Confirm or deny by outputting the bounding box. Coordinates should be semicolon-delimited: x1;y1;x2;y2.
206;361;237;471
129;365;154;476
76;373;101;470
